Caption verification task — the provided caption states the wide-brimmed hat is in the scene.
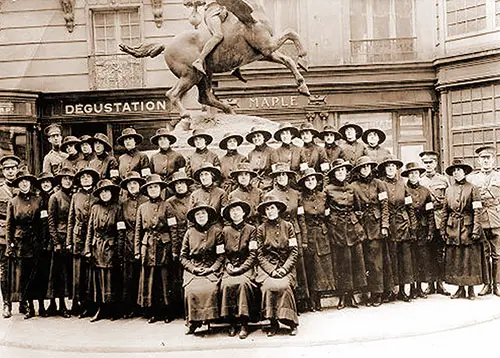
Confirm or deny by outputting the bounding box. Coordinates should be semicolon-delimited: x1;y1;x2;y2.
117;127;143;146
120;171;146;189
93;179;120;198
193;162;222;183
37;171;56;187
352;156;378;172
222;198;251;222
401;162;426;177
55;167;76;183
299;122;320;138
219;132;243;150
167;170;194;188
445;159;473;176
187;129;213;147
274;122;299;141
44;123;62;136
79;135;93;144
245;126;272;143
0;155;21;169
93;133;113;152
319;125;342;141
339;123;363;140
74;168;100;185
230;162;258;180
378;155;403;172
270;162;295;178
327;158;353;177
150;127;177;146
362;128;386;145
475;145;497;156
298;167;323;187
257;193;287;216
61;136;81;152
419;151;439;161
12;169;37;187
140;174;168;194
187;204;218;224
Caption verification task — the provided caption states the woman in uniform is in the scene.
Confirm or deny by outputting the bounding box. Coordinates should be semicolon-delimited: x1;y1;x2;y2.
5;170;43;319
119;171;147;318
270;122;302;172
181;204;222;335
185;129;220;179
85;179;125;322
325;159;367;309
89;133;119;180
117;127;150;179
320;125;344;163
149;127;186;184
298;123;329;174
134;174;176;323
297;168;335;311
189;163;227;217
47;167;75;318
256;194;299;336
60;136;82;172
228;163;262;227
220;198;258;339
442;160;486;299
246;126;274;191
361;128;392;165
218;132;247;193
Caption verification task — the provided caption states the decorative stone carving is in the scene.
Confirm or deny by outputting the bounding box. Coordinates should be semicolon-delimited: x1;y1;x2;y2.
220;98;240;109
308;95;327;106
89;54;143;90
61;0;76;33
305;112;317;122
151;0;163;28
319;111;329;121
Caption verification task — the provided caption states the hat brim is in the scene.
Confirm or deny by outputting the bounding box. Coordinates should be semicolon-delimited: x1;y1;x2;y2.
339;124;363;140
12;175;37;187
0;155;21;168
93;184;121;198
187;134;213;147
352;161;378;173
140;180;168;194
187;205;218;224
193;167;222;183
445;164;473;176
361;129;386;145
55;172;75;183
219;135;243;150
93;138;112;151
299;128;320;138
257;200;287;216
230;169;258;180
74;169;100;185
120;176;146;189
328;163;353;177
274;127;300;141
37;176;56;187
378;160;404;171
401;167;426;177
319;131;342;141
167;177;194;189
298;173;324;187
61;140;81;152
151;134;177;146
222;201;251;222
270;170;296;178
245;130;272;143
117;133;143;146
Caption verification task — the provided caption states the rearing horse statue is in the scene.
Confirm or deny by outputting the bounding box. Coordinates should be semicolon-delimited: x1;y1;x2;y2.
119;0;310;119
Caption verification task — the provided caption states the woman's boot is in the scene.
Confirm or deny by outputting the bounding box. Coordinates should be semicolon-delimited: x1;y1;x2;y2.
346;293;359;308
397;285;410;302
24;301;35;319
451;286;466;299
38;299;47;317
59;297;70;318
337;295;345;310
467;286;476;300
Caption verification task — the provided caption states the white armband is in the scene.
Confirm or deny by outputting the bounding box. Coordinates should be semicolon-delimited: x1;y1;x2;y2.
404;196;413;205
320;162;330;172
167;217;177;226
378;191;388;201
472;201;483;209
297;206;304;215
425;202;434;211
110;169;119;178
288;238;298;247
299;163;308;171
216;244;225;254
117;221;126;230
40;210;48;218
141;168;151;177
325;208;331;216
249;241;258;250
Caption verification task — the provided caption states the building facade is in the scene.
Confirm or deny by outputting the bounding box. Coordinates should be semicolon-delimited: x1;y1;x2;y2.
0;0;498;172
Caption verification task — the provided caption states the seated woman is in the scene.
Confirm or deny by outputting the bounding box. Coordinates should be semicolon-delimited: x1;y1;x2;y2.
181;204;223;335
256;194;299;337
220;198;258;339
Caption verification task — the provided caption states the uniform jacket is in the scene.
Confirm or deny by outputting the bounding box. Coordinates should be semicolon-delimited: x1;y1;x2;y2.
89;152;119;179
48;188;72;251
38;190;53;251
186;148;220;178
468;170;500;229
365;146;392;164
340;140;368;164
66;187;98;255
76;153;95;171
5;191;43;258
247;144;274;190
0;180;14;244
324;143;344;163
219;150;247;192
165;193;191;249
298;188;331;255
149;148;186;181
118;149;150;179
350;174;389;240
267;185;302;241
271;143;302;172
406;181;435;243
420;172;449;229
134;197;175;266
221;222;257;276
121;192;148;262
61;153;83;173
441;179;482;246
189;184;227;215
43;149;68;176
228;184;262;225
85;200;124;268
299;142;329;173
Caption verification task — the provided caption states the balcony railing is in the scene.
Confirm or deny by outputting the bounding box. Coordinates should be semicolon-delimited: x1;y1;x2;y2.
350;37;417;63
88;54;143;90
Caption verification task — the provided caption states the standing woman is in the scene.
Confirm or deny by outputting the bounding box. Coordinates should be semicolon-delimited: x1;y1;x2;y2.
47;167;75;318
297;168;335;311
228;163;263;227
185;130;220;179
117;127;150;179
442;160;486;299
5;170;43;318
149;127;186;183
256;194;299;336
85;179;125;322
181;204;222;335
220;198;258;339
134;174;176;323
119;172;147;318
350;156;392;307
218;132;247;193
401;162;437;299
325;159;367;309
189;163;227;217
246;126;275;192
89;133;119;180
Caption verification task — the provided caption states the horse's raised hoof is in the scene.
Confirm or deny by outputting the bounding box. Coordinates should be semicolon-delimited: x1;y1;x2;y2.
298;83;311;97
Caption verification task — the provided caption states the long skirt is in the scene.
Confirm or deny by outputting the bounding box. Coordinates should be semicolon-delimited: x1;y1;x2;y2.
333;243;367;292
220;272;257;319
388;241;414;285
169;261;184;318
0;244;10;303
93;267;118;304
412;242;439;282
445;244;487;286
73;256;93;302
138;265;169;308
9;257;35;302
47;251;71;299
184;275;219;322
122;261;140;308
363;239;394;293
32;250;51;301
260;274;298;325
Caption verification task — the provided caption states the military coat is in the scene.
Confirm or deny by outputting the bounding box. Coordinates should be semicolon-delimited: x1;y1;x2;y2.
149;148;186;181
271;144;302;172
0;180;14;245
186;148;220;178
89;153;119;180
121;192;148;262
468;170;500;229
43;149;68;176
118;149;150;179
48;188;72;251
66;188;98;255
406;181;435;243
340;140;368;164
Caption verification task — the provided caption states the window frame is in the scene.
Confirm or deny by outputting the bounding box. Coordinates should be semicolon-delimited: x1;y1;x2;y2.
444;0;498;40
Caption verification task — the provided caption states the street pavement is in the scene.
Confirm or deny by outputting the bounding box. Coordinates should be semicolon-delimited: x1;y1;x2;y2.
1;288;500;358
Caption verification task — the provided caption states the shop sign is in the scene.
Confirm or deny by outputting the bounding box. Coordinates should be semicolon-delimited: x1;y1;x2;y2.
0;102;15;115
64;100;169;115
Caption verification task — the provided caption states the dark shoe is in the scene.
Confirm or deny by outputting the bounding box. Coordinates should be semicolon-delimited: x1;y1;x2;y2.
267;320;279;337
337;296;345;310
478;284;492;296
346;294;359;308
382;291;396;303
90;308;103;323
467;286;476;300
46;303;58;317
436;282;451;296
416;285;427;299
397;291;411;302
185;322;200;335
148;316;159;324
425;282;436;295
494;284;500;297
239;325;248;339
79;309;91;319
3;303;12;319
371;294;382;307
359;293;371;306
39;307;48;317
59;309;71;318
70;303;80;316
24;308;35;319
19;301;27;314
409;286;418;300
451;286;466;299
228;325;237;337
289;325;298;336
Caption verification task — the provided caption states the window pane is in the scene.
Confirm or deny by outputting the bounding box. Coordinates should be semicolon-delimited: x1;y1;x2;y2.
0;127;27;164
350;0;368;39
373;0;391;38
395;0;414;37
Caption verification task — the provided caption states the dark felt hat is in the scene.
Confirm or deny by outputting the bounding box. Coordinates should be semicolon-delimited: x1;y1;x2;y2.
93;179;120;198
37;171;56;187
140;174;168;194
219;132;243;150
12;169;37;187
193;162;222;183
352;156;378;173
270;162;296;179
222;198;251;222
151;127;177;146
445;159;473;176
274;122;300;141
378;155;404;172
299;122;320;138
339;123;363;140
361;128;386;145
167;170;194;188
93;133;113;152
319;124;342;141
230;162;258;180
79;135;93;144
187;129;213;147
120;171;146;188
245;126;272;143
117;127;143;146
401;162;426;177
74;168;100;185
297;167;324;187
257;193;287;216
328;158;353;177
55;167;76;183
61;136;81;152
187;204;218;224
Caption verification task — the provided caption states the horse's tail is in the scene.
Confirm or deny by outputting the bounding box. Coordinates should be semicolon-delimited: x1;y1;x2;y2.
118;42;165;58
